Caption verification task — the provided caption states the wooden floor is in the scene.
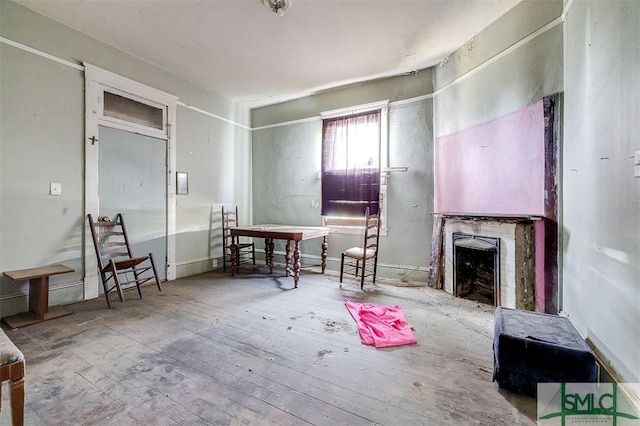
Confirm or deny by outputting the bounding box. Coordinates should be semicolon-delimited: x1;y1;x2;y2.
1;267;536;425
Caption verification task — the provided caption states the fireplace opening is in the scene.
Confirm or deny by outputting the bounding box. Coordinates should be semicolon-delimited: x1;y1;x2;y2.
453;233;500;306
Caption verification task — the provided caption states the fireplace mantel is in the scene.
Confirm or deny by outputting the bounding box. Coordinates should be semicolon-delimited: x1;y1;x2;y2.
435;212;544;221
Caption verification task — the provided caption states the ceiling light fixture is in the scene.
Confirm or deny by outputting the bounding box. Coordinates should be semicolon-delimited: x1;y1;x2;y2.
263;0;290;16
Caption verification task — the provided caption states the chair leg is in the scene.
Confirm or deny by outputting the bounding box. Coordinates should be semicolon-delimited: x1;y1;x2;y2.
339;253;345;283
130;264;144;300
109;260;125;303
355;260;360;278
10;375;25;426
372;256;379;285
148;253;162;292
252;243;256;265
360;258;366;289
101;272;112;309
222;248;227;272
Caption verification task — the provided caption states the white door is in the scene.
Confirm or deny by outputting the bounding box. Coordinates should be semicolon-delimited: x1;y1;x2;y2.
99;126;167;280
84;64;177;300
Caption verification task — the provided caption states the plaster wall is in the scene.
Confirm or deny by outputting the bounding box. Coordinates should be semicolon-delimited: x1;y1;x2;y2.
0;2;252;316
252;72;433;128
434;0;563;138
435;100;545;215
252;97;434;281
562;0;640;383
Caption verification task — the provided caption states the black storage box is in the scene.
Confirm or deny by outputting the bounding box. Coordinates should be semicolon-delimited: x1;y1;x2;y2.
493;307;597;396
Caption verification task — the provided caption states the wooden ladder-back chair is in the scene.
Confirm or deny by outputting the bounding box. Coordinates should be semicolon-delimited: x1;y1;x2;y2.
340;207;381;289
221;206;255;272
87;213;162;308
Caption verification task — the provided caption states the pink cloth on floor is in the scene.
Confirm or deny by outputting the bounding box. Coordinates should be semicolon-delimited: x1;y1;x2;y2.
345;299;417;348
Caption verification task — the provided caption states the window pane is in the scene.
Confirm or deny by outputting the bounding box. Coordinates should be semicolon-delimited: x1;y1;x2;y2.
346;120;379;169
104;92;164;130
323;111;380;172
322;109;381;216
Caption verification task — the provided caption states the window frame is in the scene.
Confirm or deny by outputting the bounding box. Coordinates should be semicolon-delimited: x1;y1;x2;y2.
320;100;389;235
99;86;169;140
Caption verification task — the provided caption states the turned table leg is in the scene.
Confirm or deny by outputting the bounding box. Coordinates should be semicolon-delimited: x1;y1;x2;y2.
265;238;275;273
230;236;238;277
321;236;328;274
285;240;292;277
293;241;301;288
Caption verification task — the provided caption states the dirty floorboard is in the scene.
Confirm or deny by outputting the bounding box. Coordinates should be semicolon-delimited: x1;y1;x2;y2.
1;268;536;425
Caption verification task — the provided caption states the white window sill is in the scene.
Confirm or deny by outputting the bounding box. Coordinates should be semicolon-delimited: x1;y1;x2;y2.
322;217;388;236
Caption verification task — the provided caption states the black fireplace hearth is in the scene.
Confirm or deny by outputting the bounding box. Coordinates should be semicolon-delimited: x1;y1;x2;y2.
453;232;500;306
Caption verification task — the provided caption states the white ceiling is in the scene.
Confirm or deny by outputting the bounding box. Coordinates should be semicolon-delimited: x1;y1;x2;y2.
16;0;521;108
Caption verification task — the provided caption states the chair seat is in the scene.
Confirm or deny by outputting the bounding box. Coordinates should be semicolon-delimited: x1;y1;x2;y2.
0;333;24;365
344;247;376;260
106;255;151;272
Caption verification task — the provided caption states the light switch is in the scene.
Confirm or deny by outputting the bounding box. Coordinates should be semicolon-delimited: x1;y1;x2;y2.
635;150;640;178
50;182;62;196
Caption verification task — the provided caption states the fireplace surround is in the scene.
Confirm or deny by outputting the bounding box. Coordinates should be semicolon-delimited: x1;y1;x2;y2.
429;214;539;310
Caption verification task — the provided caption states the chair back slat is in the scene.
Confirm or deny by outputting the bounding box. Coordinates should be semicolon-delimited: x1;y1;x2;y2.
88;213;135;268
339;207;381;289
221;205;242;246
362;207;380;252
101;251;131;260
220;206;256;272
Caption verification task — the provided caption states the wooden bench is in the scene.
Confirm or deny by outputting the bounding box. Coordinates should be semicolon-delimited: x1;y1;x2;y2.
2;264;74;329
0;328;25;425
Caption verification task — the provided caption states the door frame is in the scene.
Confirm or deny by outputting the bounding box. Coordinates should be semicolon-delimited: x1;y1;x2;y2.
83;63;177;300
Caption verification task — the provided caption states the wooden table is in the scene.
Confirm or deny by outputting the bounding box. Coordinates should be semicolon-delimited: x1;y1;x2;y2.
230;225;330;287
2;264;75;328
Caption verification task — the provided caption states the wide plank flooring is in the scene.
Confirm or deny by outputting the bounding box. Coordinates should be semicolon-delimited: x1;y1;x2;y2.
1;268;536;425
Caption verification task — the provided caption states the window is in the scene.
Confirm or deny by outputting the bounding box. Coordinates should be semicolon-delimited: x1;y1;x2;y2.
104;91;164;130
321;101;388;232
322;110;381;216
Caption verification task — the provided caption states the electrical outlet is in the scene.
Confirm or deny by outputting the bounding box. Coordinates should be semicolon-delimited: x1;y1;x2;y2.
49;182;62;195
397;269;405;275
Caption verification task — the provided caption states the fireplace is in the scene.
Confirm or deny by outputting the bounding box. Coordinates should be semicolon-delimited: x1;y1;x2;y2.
453;233;500;306
429;214;538;310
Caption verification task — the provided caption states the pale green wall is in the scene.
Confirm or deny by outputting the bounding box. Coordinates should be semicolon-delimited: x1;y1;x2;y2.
251;70;435;281
0;1;252;316
563;0;640;383
434;0;563;137
252;72;433;127
252;96;434;281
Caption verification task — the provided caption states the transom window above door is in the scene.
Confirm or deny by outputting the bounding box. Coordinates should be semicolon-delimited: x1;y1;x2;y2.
103;91;164;130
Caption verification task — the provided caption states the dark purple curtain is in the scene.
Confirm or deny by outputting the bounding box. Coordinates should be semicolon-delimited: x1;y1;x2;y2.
322;110;380;216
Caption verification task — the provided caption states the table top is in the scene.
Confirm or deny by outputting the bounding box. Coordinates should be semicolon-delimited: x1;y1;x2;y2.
3;264;75;281
230;225;330;241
